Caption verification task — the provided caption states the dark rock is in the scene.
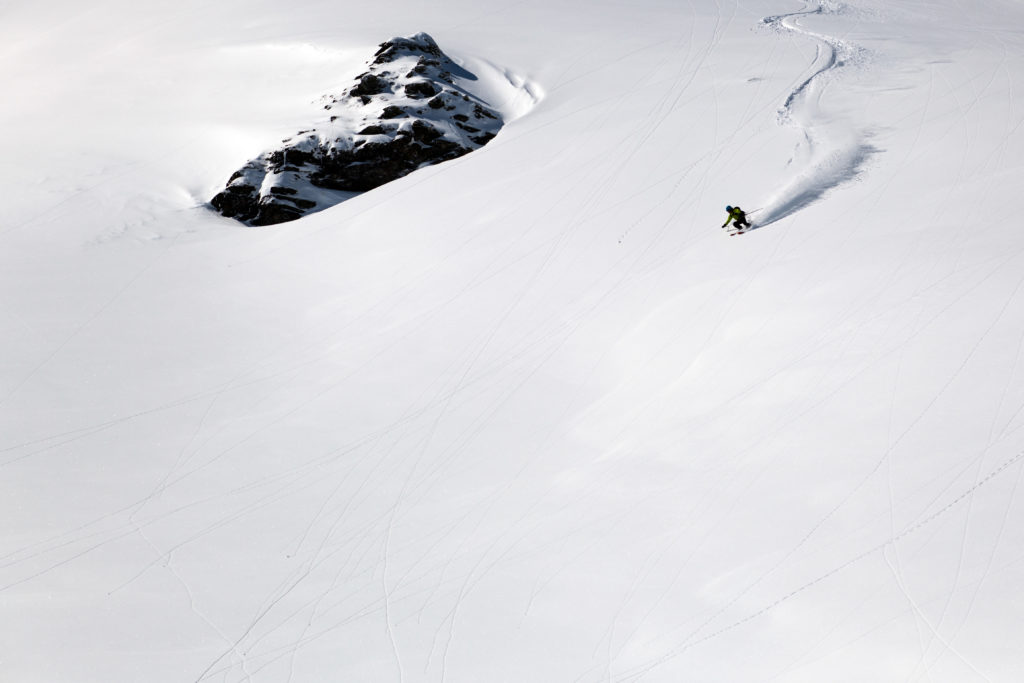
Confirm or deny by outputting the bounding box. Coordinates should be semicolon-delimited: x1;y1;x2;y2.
405;81;437;98
373;33;442;65
351;73;388;97
210;32;507;226
406;57;441;78
250;202;305;226
210;184;259;221
411;120;442;143
277;195;316;209
266;147;315;171
473;104;498;119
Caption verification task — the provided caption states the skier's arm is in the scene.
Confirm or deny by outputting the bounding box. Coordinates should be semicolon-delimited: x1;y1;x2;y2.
722;213;734;228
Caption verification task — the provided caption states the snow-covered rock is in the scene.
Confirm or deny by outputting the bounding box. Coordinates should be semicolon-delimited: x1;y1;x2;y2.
210;32;503;226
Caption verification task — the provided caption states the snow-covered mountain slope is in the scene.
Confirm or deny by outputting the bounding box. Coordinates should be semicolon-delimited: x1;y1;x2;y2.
2;0;1024;681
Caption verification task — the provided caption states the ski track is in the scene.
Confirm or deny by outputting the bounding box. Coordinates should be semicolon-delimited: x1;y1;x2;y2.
754;1;877;229
610;447;1024;682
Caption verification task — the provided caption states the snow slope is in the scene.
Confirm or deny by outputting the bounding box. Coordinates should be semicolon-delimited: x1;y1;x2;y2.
3;0;1024;681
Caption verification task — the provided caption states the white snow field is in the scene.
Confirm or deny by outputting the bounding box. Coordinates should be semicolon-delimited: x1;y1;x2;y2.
3;0;1024;680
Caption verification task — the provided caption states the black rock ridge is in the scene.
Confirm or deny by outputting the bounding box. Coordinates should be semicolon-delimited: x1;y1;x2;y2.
211;32;503;226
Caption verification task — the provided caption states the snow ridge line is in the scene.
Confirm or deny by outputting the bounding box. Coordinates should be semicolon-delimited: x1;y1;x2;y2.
755;1;876;228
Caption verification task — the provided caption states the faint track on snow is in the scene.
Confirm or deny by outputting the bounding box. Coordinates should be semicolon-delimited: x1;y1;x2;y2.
612;446;1024;682
755;1;877;228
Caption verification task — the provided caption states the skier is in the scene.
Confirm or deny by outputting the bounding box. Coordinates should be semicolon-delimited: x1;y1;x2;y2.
722;205;750;231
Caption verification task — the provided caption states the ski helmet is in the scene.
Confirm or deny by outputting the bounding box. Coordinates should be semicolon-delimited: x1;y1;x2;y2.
725;205;733;211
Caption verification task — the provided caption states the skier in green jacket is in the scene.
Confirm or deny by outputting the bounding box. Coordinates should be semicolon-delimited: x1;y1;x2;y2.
722;205;750;230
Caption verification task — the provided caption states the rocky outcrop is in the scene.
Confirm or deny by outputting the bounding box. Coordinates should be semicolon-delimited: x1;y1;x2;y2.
210;33;504;226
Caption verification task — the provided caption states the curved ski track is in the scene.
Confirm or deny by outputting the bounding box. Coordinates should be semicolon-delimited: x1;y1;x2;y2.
755;1;877;228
